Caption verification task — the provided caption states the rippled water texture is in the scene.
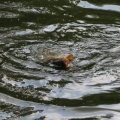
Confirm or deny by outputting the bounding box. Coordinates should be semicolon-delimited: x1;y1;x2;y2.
0;0;120;119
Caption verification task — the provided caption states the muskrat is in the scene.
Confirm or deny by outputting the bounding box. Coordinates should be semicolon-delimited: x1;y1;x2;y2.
45;54;73;69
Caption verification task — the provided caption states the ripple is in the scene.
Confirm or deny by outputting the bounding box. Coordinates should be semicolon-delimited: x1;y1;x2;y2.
1;92;120;120
0;0;120;119
0;11;19;18
79;1;120;13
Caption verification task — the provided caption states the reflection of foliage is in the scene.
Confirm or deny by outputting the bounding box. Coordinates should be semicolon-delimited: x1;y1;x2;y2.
29;0;80;6
0;101;42;120
49;79;73;87
82;0;120;5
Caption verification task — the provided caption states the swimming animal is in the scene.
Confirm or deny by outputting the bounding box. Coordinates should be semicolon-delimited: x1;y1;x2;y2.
45;54;73;69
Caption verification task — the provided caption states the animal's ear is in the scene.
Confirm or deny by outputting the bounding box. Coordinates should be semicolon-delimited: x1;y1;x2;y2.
66;54;73;61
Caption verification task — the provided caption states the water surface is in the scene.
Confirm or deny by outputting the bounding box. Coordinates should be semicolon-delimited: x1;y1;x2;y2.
0;0;120;119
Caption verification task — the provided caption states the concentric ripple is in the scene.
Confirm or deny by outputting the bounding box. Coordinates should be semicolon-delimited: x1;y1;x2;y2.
0;0;120;119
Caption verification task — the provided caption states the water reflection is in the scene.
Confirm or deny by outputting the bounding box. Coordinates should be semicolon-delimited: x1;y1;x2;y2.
1;93;120;120
79;1;120;12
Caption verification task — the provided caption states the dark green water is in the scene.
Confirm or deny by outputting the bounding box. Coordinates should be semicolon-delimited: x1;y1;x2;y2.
0;0;120;119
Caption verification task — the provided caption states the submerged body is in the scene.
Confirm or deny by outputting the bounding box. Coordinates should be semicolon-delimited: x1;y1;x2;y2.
45;53;73;69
